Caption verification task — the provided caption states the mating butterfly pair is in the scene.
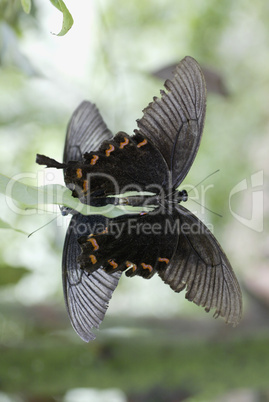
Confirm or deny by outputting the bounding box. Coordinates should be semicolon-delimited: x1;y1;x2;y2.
37;56;242;341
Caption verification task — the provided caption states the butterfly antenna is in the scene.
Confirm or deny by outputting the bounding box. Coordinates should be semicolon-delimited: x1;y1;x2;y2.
190;198;222;218
188;169;220;195
28;216;58;238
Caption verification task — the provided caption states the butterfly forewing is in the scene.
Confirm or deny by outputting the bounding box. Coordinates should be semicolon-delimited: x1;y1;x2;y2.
136;56;206;188
63;101;113;164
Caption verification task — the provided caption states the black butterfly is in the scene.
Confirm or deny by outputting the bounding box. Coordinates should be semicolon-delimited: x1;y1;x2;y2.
36;56;242;341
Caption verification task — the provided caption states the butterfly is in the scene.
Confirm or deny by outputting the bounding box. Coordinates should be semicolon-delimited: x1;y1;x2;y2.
36;56;242;341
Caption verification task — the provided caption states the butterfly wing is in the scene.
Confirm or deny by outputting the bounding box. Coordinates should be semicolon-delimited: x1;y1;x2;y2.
78;210;179;280
63;101;113;163
64;132;169;201
62;213;121;341
62;101;120;342
158;205;242;325
135;56;206;188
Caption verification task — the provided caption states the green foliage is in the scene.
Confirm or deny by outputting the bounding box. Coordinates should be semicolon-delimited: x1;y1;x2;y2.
0;0;25;29
1;0;73;35
0;173;97;218
0;264;30;286
1;334;269;400
0;217;27;235
0;173;150;232
20;0;31;14
49;0;73;36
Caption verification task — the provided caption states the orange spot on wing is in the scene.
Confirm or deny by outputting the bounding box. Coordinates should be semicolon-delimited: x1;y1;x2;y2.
119;137;129;149
126;261;137;272
90;155;99;165
87;238;99;251
83;180;88;192
158;257;170;264
105;144;115;156
141;263;153;272
90;255;97;264
137;139;148;148
76;168;83;179
108;259;118;269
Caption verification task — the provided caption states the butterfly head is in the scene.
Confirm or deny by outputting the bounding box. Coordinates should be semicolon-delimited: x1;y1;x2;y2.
176;189;188;203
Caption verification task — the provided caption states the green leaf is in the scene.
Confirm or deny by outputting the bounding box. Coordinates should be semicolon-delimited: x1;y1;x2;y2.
0;217;27;235
0;173;142;219
21;0;31;14
49;0;74;36
0;265;30;287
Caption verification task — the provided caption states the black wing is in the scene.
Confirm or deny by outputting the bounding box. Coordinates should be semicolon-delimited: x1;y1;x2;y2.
136;56;206;189
62;101;120;342
62;213;121;341
158;205;242;325
63;132;169;201
78;210;179;279
63;101;113;163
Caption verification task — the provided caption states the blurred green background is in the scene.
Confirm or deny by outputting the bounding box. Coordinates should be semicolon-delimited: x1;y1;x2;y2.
0;0;268;401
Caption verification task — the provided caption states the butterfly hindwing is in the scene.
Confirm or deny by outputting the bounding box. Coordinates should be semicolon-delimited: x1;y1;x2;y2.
62;213;121;341
78;210;179;279
158;205;242;325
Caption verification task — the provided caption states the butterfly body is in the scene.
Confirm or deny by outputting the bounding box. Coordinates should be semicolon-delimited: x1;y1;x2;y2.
36;56;242;341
